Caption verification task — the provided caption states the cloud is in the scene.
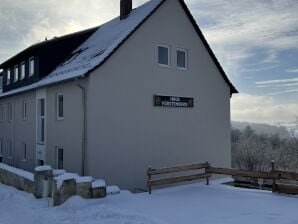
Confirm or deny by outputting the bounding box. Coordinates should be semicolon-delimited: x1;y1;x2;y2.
189;0;298;79
256;77;298;85
231;93;298;124
286;68;298;73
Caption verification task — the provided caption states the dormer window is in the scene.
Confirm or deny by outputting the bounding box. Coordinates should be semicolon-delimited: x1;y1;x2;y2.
14;65;19;82
29;57;34;76
21;62;25;80
7;69;11;85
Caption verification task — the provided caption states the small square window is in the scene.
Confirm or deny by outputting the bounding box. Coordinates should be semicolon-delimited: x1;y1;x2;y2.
21;62;26;80
56;94;64;119
7;69;11;85
177;49;188;70
29;57;34;76
14;65;19;82
158;45;170;67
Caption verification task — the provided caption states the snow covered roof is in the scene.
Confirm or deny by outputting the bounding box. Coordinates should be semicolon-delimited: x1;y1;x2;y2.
0;0;164;98
0;0;237;98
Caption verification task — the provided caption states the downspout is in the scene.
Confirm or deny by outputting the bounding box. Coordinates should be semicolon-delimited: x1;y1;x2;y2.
76;80;87;176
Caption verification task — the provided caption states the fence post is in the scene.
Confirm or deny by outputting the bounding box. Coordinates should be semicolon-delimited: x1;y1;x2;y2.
147;166;152;194
271;160;277;193
206;161;210;185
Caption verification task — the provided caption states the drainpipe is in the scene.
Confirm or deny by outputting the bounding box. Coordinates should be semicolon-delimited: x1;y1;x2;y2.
76;80;87;176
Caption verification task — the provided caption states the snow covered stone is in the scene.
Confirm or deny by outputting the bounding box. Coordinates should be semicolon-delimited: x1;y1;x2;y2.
92;179;107;198
35;165;52;172
107;186;120;195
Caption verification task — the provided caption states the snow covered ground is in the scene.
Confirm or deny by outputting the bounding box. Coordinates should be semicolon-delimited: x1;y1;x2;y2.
0;179;298;224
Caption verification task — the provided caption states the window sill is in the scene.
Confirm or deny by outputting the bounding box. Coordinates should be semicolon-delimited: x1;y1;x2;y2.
177;66;187;71
56;117;64;121
158;64;170;68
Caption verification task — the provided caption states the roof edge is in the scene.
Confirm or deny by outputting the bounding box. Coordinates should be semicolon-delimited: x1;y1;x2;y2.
178;0;238;94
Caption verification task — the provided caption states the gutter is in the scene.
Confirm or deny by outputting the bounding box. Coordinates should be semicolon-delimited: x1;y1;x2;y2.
76;79;87;176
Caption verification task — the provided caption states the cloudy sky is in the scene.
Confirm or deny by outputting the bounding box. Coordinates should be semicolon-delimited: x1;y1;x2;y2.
0;0;298;125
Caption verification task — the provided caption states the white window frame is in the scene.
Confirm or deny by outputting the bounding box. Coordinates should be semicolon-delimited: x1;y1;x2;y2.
56;147;64;169
56;93;64;120
8;103;13;122
7;69;11;85
21;143;27;161
29;57;34;76
37;98;45;144
0;104;3;122
176;48;188;70
21;61;26;80
14;65;19;82
158;44;170;68
22;100;27;120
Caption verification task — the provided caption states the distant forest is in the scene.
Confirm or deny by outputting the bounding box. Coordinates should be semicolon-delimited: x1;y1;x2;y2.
231;122;298;172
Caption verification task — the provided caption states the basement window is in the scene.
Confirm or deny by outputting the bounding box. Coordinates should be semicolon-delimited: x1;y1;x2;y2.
56;93;64;120
158;45;170;67
14;65;19;82
177;48;188;70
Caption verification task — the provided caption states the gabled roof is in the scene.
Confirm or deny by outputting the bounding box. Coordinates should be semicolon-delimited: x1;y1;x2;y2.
0;0;237;98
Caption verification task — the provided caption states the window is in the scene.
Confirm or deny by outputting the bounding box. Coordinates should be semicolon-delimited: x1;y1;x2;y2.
8;139;12;158
56;94;64;119
8;103;13;122
7;69;11;85
0;139;3;157
0;76;3;93
14;65;19;82
22;100;27;120
22;143;27;161
158;45;170;67
21;62;26;80
177;48;188;70
29;57;34;76
0;104;3;122
56;147;64;169
38;98;45;144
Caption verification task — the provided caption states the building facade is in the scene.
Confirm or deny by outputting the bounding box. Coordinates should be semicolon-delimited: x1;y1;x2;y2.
0;0;237;190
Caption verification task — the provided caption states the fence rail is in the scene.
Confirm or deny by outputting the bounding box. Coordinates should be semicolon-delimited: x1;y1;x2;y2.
147;161;298;195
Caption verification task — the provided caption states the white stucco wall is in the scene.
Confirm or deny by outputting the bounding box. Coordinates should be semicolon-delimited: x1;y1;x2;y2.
86;0;231;190
0;91;36;171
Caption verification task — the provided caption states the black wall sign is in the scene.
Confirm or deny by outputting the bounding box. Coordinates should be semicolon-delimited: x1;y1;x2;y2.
154;95;194;108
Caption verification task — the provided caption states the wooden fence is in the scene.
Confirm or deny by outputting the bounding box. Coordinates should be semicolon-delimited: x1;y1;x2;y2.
147;161;298;195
